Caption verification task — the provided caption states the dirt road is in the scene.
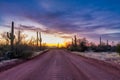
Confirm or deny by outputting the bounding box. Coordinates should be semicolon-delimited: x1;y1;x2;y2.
0;49;120;80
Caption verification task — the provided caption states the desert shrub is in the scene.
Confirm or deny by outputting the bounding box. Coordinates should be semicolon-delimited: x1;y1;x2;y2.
15;44;35;57
116;44;120;55
69;46;79;51
0;45;10;53
0;51;3;57
79;41;88;52
19;50;34;59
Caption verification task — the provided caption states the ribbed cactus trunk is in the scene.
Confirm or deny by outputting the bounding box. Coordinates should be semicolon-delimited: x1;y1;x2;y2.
18;30;21;45
36;31;39;46
107;40;109;46
11;22;14;51
100;36;102;46
72;38;74;46
74;35;77;47
7;21;15;51
39;32;42;50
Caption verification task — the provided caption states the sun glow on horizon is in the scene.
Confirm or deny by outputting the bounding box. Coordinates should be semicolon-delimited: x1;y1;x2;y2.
0;26;70;47
23;31;69;47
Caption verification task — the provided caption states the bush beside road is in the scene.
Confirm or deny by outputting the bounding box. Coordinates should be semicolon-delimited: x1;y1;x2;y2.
0;49;49;72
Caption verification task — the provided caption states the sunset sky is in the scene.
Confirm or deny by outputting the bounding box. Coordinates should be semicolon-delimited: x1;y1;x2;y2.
0;0;120;46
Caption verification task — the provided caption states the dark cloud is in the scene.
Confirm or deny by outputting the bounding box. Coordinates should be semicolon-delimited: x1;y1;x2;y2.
19;24;70;36
103;33;120;40
59;35;72;39
20;25;35;29
0;0;120;42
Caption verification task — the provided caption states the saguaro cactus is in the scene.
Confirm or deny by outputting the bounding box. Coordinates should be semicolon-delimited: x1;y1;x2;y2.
100;36;102;46
106;40;109;46
39;32;42;49
72;38;74;46
74;35;77;47
36;31;39;46
17;29;21;45
7;21;15;51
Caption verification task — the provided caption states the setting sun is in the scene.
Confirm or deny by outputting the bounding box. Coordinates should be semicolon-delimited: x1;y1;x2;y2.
42;35;65;47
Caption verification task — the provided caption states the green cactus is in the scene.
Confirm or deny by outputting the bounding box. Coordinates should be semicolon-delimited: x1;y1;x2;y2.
7;21;15;51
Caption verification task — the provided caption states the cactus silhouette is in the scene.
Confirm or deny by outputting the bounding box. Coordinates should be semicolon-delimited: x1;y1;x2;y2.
100;36;102;46
17;29;21;45
72;38;74;46
107;40;109;46
7;21;15;51
36;31;39;46
74;35;77;47
39;32;42;49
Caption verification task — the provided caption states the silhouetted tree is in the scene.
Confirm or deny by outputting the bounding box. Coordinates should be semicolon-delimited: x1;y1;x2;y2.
116;43;120;55
79;38;88;52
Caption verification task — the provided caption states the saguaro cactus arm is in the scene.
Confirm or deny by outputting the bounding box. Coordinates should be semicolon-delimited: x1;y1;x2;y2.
7;32;11;39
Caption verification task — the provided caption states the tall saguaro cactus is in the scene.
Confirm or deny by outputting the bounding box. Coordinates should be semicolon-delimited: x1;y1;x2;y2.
7;21;15;51
72;38;74;46
17;29;21;45
100;36;102;46
106;40;109;46
74;35;77;47
39;32;42;50
36;31;39;46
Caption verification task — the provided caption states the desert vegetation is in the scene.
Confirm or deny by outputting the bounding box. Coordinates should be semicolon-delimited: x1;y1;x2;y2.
116;44;120;55
68;35;118;54
0;22;47;60
0;21;119;61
